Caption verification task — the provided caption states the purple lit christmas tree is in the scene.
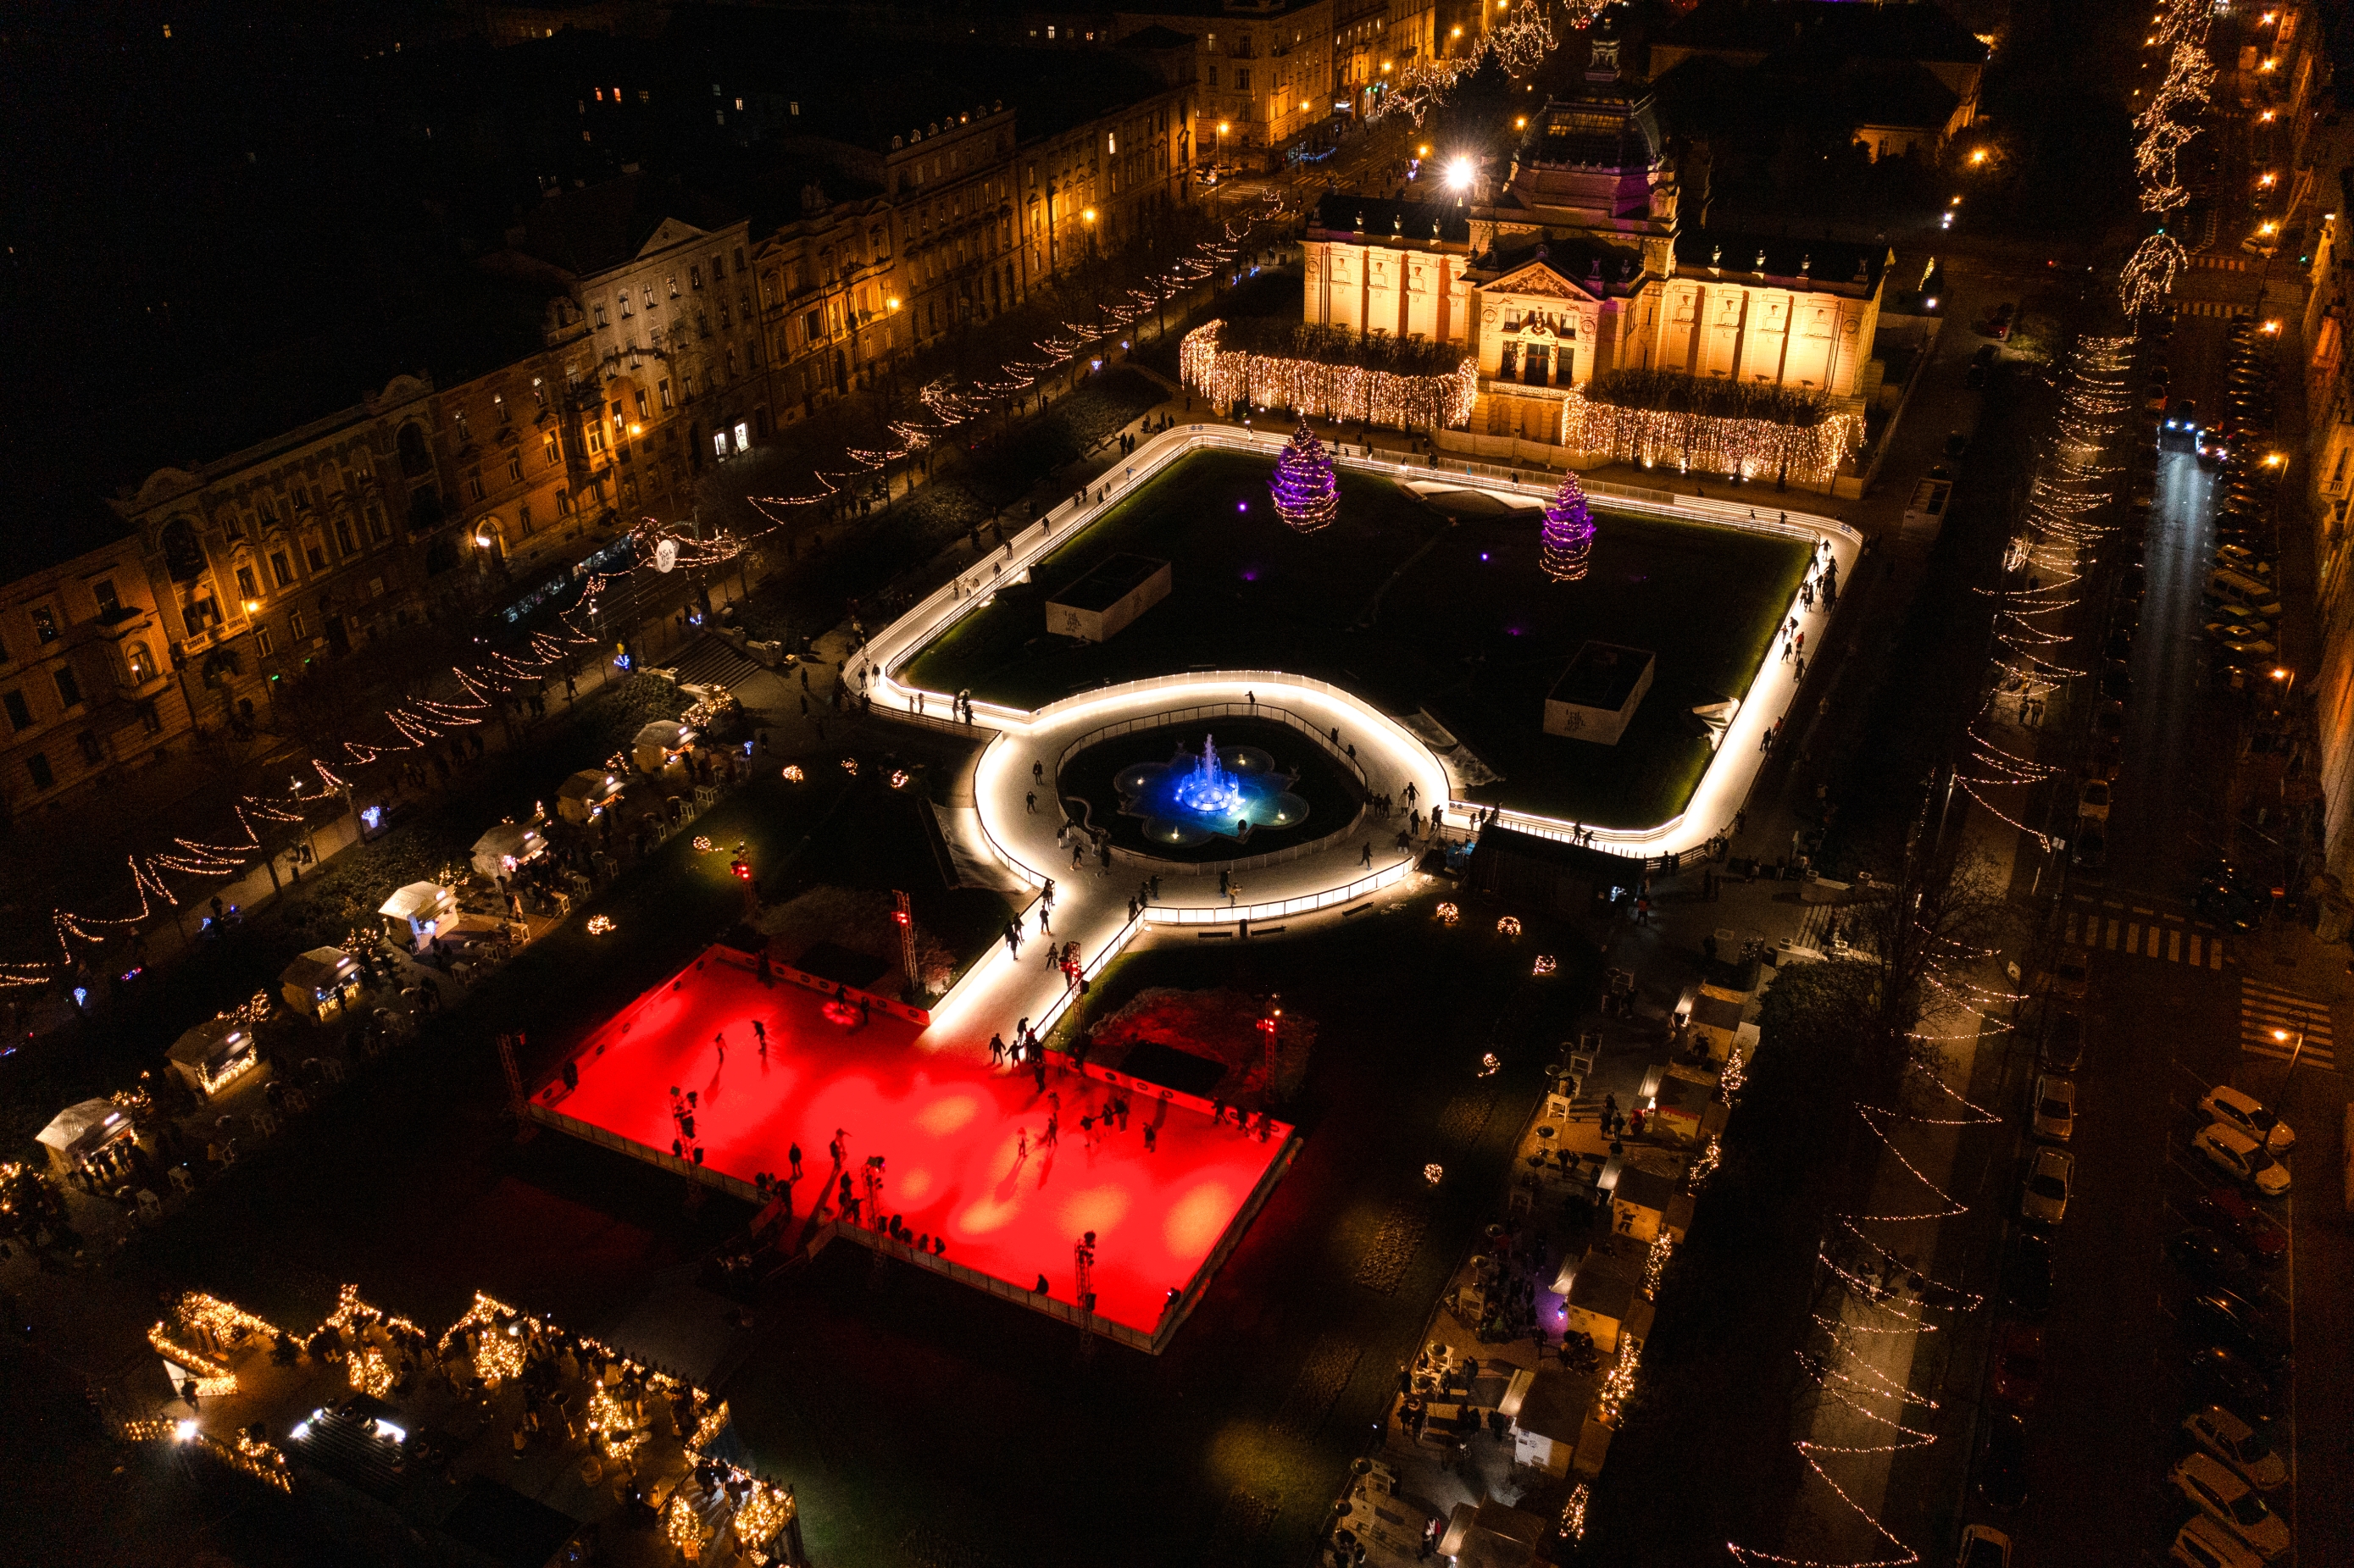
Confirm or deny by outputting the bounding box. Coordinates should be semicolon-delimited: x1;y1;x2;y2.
1540;472;1596;581
1268;420;1340;533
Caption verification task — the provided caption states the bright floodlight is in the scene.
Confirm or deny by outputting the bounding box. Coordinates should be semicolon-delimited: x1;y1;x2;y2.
1445;157;1475;191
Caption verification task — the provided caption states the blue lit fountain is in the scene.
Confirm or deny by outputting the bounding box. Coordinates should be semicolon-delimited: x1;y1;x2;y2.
1170;733;1245;817
1114;733;1313;850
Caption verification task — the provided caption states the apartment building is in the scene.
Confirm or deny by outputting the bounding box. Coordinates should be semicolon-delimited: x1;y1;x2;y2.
108;376;451;741
754;187;905;421
499;172;765;507
0;523;187;821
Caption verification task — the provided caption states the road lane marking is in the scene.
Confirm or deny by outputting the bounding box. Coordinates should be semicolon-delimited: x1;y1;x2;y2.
2107;919;2121;950
2190;934;2202;966
2169;928;2182;962
2128;923;2141;954
2239;978;2337;1067
2066;911;2079;944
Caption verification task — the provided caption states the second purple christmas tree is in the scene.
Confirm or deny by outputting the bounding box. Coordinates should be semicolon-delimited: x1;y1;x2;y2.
1267;420;1340;534
1540;473;1596;581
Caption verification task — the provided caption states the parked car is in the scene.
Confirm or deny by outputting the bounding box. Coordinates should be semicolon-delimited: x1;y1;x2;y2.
2040;1009;2085;1074
2186;1346;2277;1415
2201;1084;2293;1155
2032;1075;2077;1142
2044;950;2090;1002
2192;1125;2290;1198
2192;1188;2288;1266
2078;778;2112;822
2182;1405;2288;1491
2072;823;2107;869
2170;1514;2268;1568
2168;1452;2290;1560
2022;1146;2074;1224
2168;1227;2257;1291
1975;1414;2029;1509
1945;429;1972;458
1958;1524;2012;1568
2003;1233;2054;1316
2185;1291;2292;1372
1990;1322;2043;1410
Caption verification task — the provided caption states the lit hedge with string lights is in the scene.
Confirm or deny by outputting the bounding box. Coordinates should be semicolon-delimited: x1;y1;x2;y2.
1563;368;1863;487
1180;319;1479;430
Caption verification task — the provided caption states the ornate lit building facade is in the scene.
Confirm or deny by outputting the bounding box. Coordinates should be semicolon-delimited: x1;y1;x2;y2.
1299;36;1886;469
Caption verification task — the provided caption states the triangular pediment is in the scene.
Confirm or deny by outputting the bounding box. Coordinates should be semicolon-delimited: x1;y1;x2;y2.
638;218;712;257
1484;262;1596;303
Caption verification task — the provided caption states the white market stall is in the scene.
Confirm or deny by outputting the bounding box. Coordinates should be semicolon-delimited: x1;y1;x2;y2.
469;821;547;882
631;720;697;777
379;880;458;952
556;767;625;824
167;1017;262;1101
36;1098;140;1182
280;946;361;1022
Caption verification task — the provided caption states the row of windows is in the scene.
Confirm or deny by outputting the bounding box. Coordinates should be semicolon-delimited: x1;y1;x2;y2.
591;247;750;328
16;703;165;793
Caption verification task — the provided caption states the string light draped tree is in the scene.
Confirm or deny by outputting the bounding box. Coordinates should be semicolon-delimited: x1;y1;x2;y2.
1540;473;1596;581
1268;421;1341;533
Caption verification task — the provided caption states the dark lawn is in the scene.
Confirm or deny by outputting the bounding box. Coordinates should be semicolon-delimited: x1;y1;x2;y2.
1058;715;1364;862
902;448;1808;828
785;781;1020;989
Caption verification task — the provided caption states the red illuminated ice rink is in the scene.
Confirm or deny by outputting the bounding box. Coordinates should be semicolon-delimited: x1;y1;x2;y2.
547;952;1290;1332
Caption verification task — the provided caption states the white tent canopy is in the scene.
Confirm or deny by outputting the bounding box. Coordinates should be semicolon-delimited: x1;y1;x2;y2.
469;822;546;881
281;946;358;995
36;1098;130;1155
631;720;696;774
557;768;625;823
380;881;453;923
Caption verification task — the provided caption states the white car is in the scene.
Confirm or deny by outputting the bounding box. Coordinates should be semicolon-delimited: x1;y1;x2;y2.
2078;778;2112;822
2172;1514;2267;1568
2021;1146;2074;1224
2168;1452;2290;1560
2032;1074;2076;1142
2193;1124;2291;1198
2182;1405;2288;1491
1957;1524;2012;1568
2201;1083;2294;1156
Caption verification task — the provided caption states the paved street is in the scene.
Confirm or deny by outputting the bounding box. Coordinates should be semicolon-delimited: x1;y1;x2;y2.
1997;293;2351;1563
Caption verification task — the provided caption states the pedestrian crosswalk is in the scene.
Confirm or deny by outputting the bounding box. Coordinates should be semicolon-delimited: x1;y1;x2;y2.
2171;300;2254;319
2190;255;2254;273
2240;978;2337;1069
2064;906;2224;969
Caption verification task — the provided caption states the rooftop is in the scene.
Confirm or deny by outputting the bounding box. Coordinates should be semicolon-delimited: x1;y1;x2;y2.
1308;191;1474;244
1657;0;1990;64
1670;229;1889;293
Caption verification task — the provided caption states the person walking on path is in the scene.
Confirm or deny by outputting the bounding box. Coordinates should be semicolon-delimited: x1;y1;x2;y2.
1142;1122;1158;1153
1016;1128;1030;1163
713;1031;727;1063
752;1020;767;1058
1042;1113;1059;1149
789;1144;803;1181
1026;790;1038;814
1360;842;1374;867
990;1033;1006;1066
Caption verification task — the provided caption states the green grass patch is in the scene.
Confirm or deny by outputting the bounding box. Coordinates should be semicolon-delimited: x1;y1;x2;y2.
903;448;1808;828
